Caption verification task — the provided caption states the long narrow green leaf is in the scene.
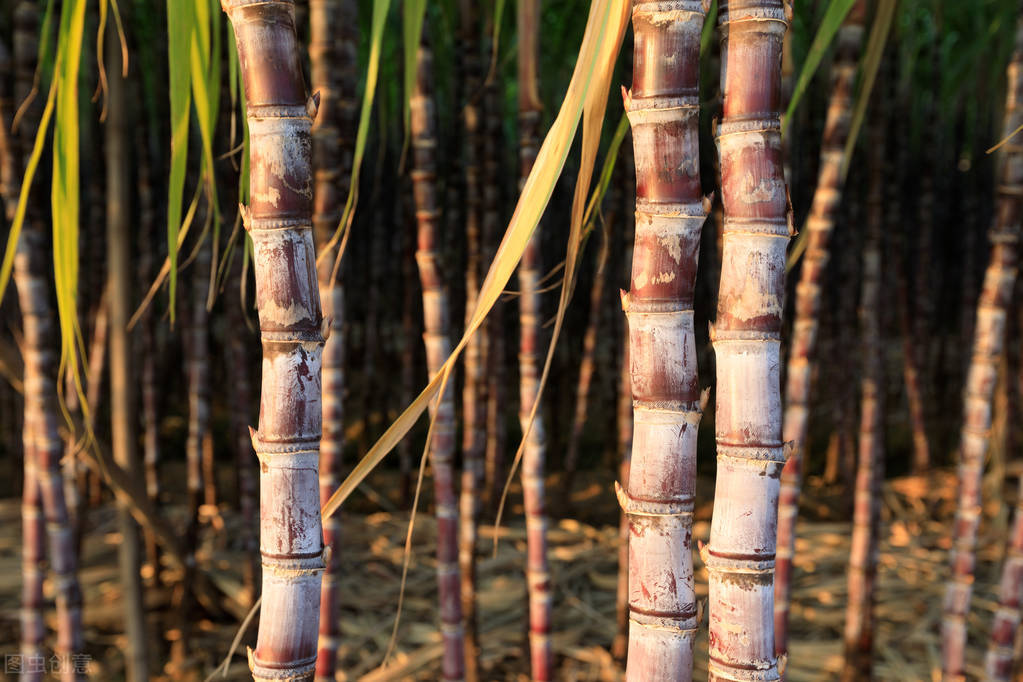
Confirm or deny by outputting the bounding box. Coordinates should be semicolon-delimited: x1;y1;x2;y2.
166;0;195;323
784;0;858;131
700;0;718;58
52;0;89;423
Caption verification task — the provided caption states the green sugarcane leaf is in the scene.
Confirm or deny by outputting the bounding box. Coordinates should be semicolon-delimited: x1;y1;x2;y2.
52;0;90;428
784;0;858;132
701;0;717;58
166;0;195;323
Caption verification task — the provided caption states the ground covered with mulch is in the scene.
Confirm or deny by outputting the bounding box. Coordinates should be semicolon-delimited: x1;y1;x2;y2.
0;469;1015;681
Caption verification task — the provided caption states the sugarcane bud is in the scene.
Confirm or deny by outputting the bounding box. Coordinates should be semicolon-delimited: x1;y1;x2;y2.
248;425;259;451
698;540;709;564
613;481;628;510
307;92;321;120
697;598;705;625
619;289;630;312
778;653;789;675
783;440;796;464
321;315;332;341
698;387;711;414
238;204;250;231
707;321;716;342
786;186;796;236
702;192;714;215
322;543;332;566
783;0;794;23
621;85;631;110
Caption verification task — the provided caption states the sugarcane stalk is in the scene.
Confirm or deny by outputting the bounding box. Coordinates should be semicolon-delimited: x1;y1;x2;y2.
840;95;885;682
516;1;554;678
12;1;86;677
483;51;506;517
611;330;631;664
458;3;485;678
3;28;43;679
775;2;865;656
985;475;1023;680
620;2;706;679
309;0;349;675
137;124;162;587
105;17;149;679
226;257;260;606
411;28;466;681
564;234;608;492
943;10;1023;679
223;2;326;679
707;2;787;679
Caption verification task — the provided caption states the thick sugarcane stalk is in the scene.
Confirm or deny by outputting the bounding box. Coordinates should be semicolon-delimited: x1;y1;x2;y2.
707;2;787;680
223;2;326;679
840;105;885;682
985;476;1023;680
943;12;1023;679
105;20;149;680
411;31;466;681
12;1;86;677
458;2;485;677
620;3;705;679
517;0;553;678
774;1;865;654
309;0;348;676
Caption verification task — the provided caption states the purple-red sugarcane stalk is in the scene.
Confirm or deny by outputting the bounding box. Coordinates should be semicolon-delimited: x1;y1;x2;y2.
223;2;326;679
12;1;86;677
840;97;885;682
775;2;865;656
2;26;44;682
985;475;1023;680
410;27;466;681
564;235;609;492
943;9;1023;679
227;257;260;605
619;2;705;679
517;0;553;677
458;3;485;677
309;0;351;675
707;2;788;679
483;46;506;517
